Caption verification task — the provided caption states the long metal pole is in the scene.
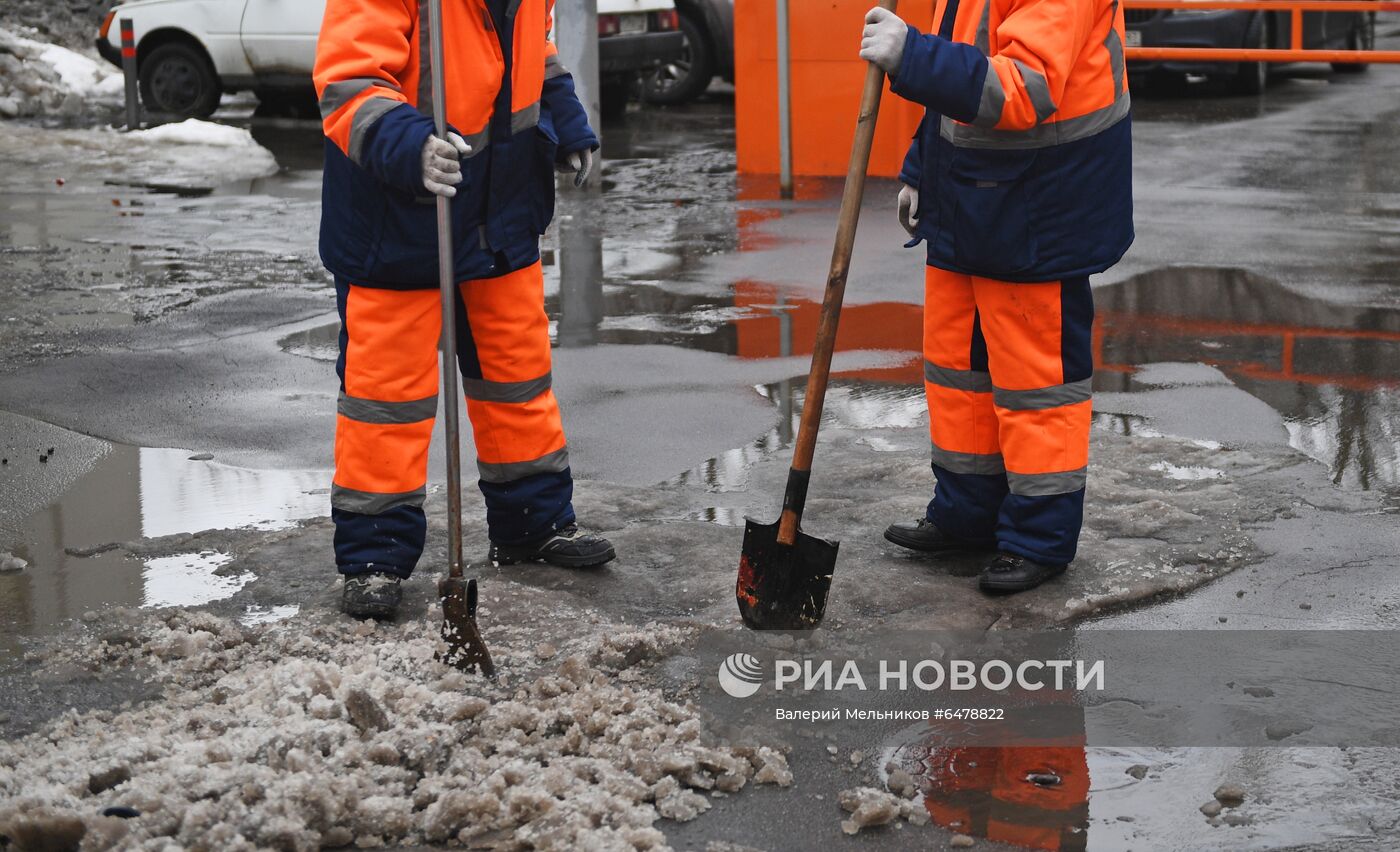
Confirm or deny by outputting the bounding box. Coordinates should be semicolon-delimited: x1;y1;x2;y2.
120;19;139;130
427;0;463;578
776;0;793;199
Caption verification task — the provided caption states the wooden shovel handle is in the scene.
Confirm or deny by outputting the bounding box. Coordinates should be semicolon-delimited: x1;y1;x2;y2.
777;0;897;546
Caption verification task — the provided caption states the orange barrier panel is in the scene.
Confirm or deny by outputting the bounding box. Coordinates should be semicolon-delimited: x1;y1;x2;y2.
735;0;932;179
736;0;1400;180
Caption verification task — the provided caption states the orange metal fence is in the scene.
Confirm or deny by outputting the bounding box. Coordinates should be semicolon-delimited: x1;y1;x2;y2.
1124;0;1400;63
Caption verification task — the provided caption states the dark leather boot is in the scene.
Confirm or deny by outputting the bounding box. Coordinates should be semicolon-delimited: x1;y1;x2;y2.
978;553;1067;594
884;518;996;554
489;525;616;569
341;572;403;618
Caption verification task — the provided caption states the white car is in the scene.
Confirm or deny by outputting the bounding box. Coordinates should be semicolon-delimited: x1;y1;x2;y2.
96;0;683;119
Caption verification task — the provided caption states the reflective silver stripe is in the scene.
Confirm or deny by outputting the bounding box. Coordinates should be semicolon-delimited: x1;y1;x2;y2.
338;392;437;424
992;379;1092;411
417;0;432;118
320;78;401;120
331;484;427;514
972;62;1006;128
924;360;993;393
1007;467;1087;497
939;90;1130;150
975;0;991;54
461;127;490;158
1105;0;1126;97
461;372;552;404
450;102;540;161
511;101;541;134
1012;60;1057;124
545;52;570;80
477;446;570;483
932;443;1006;475
348;95;406;164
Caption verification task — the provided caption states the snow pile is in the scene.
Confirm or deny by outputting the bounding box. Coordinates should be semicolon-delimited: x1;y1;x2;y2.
131;119;263;148
837;786;928;835
119;119;281;185
0;609;792;850
0;26;123;118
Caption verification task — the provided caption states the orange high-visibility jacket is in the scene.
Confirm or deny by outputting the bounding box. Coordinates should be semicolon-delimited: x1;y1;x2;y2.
314;0;597;288
894;0;1133;282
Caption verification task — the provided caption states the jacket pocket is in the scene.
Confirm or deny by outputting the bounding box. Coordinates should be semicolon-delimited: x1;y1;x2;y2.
949;148;1039;277
367;178;476;285
529;126;559;235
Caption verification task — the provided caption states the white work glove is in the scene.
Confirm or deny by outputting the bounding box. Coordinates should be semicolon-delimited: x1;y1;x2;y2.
421;132;472;197
556;147;595;188
897;184;919;236
860;6;908;77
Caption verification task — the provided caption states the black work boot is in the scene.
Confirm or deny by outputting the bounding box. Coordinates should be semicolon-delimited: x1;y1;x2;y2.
489;525;616;569
341;572;403;618
884;518;996;554
978;553;1067;594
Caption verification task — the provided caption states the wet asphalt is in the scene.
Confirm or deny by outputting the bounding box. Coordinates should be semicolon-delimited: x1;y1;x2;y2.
3;33;1400;850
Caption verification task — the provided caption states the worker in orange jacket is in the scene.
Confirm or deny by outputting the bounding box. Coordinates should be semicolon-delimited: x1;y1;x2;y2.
315;0;615;617
861;0;1133;592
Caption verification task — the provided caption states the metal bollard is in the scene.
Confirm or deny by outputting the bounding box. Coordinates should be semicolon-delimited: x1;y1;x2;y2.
776;0;793;199
120;18;139;130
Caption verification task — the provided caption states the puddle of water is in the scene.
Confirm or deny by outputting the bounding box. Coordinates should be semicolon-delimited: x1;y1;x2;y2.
0;432;329;659
885;727;1381;849
141;551;248;609
1149;461;1226;481
239;603;301;627
1096;266;1400;491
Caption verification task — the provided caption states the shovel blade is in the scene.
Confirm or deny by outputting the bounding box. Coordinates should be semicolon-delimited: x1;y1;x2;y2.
438;574;497;679
736;517;838;630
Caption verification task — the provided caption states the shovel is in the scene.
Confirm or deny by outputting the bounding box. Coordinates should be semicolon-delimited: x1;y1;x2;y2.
737;0;896;630
427;0;495;678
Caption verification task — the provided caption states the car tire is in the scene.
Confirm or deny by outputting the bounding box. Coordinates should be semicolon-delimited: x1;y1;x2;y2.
1231;15;1269;95
1332;13;1373;74
139;41;221;119
641;12;715;105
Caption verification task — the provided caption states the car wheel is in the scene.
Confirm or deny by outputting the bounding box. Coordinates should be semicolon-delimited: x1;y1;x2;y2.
1332;13;1373;73
139;42;221;119
1231;15;1268;95
641;12;715;105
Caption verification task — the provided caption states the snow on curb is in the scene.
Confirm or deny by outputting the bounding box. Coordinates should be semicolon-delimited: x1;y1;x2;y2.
0;26;123;118
0;609;792;850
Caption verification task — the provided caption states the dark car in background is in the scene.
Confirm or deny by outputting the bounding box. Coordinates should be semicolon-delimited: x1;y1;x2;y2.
598;0;688;118
1127;5;1376;94
642;0;734;105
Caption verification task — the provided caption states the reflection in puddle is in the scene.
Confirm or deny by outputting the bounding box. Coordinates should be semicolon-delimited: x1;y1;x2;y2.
1097;267;1400;490
137;449;327;536
887;726;1380;849
1149;461;1226;481
902;743;1090;850
141;551;249;609
239;603;301;627
0;435;328;656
